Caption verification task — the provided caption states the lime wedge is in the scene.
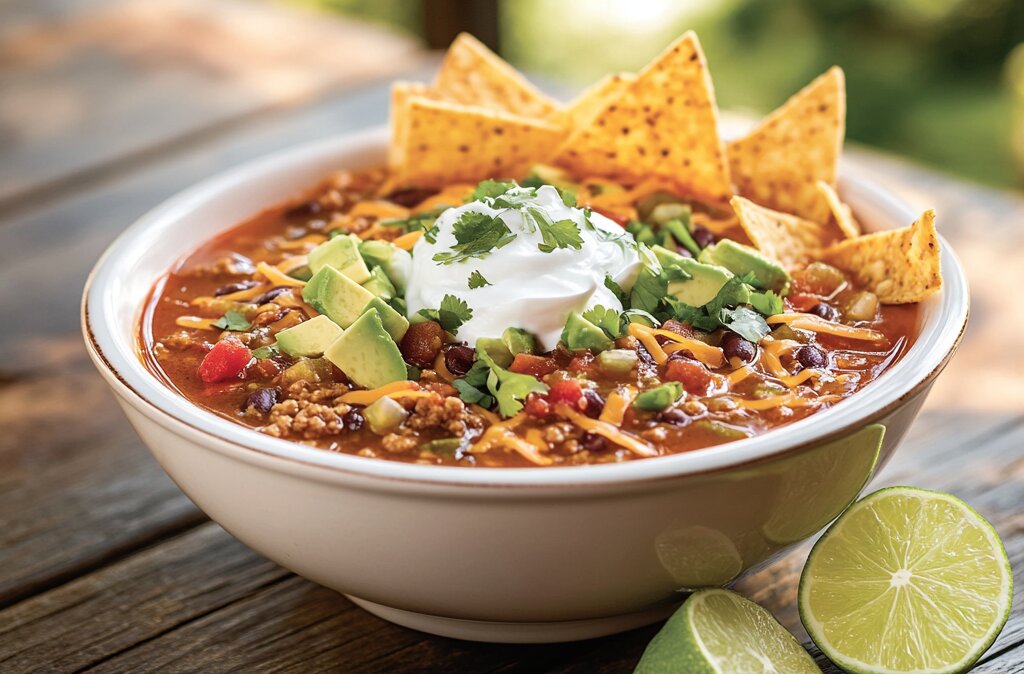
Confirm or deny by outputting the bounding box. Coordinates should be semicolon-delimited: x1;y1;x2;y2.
799;487;1012;674
635;589;820;673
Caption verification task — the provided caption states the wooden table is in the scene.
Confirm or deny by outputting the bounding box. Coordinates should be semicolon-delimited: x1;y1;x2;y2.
1;3;1022;672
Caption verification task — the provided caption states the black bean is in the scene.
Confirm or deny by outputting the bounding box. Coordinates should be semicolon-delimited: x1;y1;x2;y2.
582;389;606;419
386;187;437;208
342;409;364;432
692;225;716;249
721;332;756;363
796;344;828;369
580;432;610;453
809;302;839;321
253;286;291;305
242;387;279;414
286;200;323;218
444;344;476;376
658;407;689;426
214;280;260;297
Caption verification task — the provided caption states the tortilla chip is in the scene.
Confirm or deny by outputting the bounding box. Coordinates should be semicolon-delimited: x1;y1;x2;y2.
728;67;846;223
821;209;942;304
434;33;562;120
389;81;431;168
817;180;860;238
554;32;733;205
566;73;635;128
389;95;567;188
731;195;836;269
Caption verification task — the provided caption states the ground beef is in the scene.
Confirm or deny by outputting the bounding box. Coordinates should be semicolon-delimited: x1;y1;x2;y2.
261;382;352;440
381;432;420;453
404;393;483;436
158;331;205;352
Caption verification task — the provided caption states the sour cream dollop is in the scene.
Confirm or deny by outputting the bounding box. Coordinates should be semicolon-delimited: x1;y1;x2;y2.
405;185;641;350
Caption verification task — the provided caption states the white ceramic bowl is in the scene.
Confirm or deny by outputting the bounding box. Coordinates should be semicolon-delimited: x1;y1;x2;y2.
82;127;968;643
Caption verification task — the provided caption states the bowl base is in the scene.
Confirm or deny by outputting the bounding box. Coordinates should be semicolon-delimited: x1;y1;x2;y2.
345;595;680;644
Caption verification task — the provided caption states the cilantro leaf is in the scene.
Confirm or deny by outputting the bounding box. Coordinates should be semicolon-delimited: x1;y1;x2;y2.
467;270;492;289
665;298;723;332
604;274;628;305
453;378;494;408
630;247;668;314
489;186;540;210
621;309;660;330
534;216;583;254
477;349;548;417
432;211;516;265
749;289;784;316
582;305;623;338
417;294;473;333
720;306;772;342
212;310;251;331
470;180;516;201
520;173;577;206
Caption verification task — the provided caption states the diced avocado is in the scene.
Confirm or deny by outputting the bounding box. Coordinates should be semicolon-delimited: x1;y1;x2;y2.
525;163;573;187
275;315;344;357
364;296;409;342
699;240;790;294
561;312;613;352
691;419;750;442
666;258;736;308
302;266;375;328
358;240;412;293
323;309;406;389
278;357;336;387
476;337;513;368
633;382;684;411
363;396;408;434
650;203;691;227
362;266;396;300
308;234;371;284
597;349;638;377
502;327;537;356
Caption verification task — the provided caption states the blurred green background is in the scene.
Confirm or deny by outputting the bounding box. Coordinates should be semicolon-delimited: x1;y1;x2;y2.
294;0;1024;191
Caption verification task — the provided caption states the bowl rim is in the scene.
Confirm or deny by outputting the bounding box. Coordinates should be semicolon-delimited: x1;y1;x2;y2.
81;126;970;489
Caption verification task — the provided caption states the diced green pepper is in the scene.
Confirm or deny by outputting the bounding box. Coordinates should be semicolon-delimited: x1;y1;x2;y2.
597;349;639;377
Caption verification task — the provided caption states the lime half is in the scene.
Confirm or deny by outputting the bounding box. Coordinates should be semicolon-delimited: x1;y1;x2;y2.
799;487;1012;674
635;588;820;673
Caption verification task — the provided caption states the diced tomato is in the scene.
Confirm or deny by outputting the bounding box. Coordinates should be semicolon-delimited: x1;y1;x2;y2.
663;357;713;396
524;392;551;419
786;293;822;312
198;339;253;384
508;353;559;378
548;379;585;409
568;352;598;376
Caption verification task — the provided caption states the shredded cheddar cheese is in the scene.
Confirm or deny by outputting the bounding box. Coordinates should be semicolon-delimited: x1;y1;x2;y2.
470;414;552;465
433;352;455;382
727;365;755;385
655;331;725;368
412;184;475;213
759;340;826;389
256;261;306;288
175;316;219;331
349;200;411;220
276;235;326;251
276;255;309;274
628;323;668;364
339;381;419;405
599;387;637;426
556;405;657;457
218;284;271;302
767;313;885;342
392;230;424;250
471;405;500;425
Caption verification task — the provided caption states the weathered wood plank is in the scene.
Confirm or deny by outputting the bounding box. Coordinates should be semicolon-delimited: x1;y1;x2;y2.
0;523;290;672
0;0;426;207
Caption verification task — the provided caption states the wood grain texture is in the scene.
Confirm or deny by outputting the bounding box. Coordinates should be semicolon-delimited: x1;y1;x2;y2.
0;4;1022;669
